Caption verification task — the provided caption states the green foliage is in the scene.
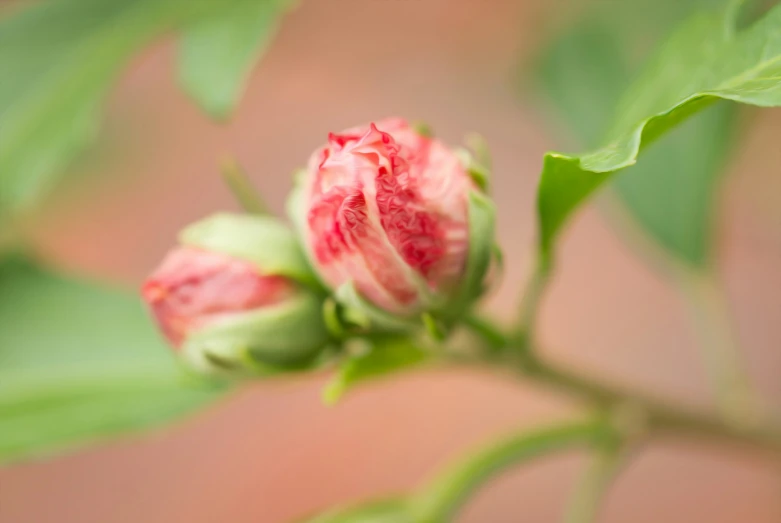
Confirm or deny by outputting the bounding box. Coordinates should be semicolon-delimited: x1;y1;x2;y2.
323;337;430;404
0;256;222;463
536;1;781;257
611;108;735;265
178;0;291;119
535;0;737;266
0;0;287;216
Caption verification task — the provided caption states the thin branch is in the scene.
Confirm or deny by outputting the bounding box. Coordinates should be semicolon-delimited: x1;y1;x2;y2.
463;313;509;351
513;251;552;350
679;269;761;428
220;157;268;215
300;420;617;523
508;353;781;455
411;419;615;522
456;321;781;455
564;441;627;523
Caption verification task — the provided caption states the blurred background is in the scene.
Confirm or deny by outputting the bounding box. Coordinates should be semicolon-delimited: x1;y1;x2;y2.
1;0;781;521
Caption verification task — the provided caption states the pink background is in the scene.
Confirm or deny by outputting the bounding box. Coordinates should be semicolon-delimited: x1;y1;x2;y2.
2;0;781;521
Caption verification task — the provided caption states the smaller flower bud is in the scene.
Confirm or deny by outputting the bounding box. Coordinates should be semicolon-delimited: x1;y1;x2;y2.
142;214;329;376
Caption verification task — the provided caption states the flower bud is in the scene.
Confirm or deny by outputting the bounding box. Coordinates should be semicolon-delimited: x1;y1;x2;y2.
142;213;330;375
288;118;495;327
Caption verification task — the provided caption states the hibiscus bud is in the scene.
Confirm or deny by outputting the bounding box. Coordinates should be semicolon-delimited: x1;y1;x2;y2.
142;213;329;375
288;118;496;328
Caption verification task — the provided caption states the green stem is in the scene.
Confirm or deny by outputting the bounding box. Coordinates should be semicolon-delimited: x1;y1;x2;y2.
513;252;552;349
220;157;268;215
563;441;626;523
496;352;781;454
411;419;614;523
463;314;508;351
456;318;781;454
500;245;778;453
678;268;760;428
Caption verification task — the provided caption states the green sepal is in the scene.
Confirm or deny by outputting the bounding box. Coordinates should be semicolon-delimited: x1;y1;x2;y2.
465;132;492;172
334;281;420;332
412;121;433;138
323;296;379;340
457;134;492;193
322;336;430;405
322;297;348;339
456;148;490;193
179;212;319;288
484;242;505;294
421;312;447;341
182;291;330;376
440;189;496;320
285;174;334;291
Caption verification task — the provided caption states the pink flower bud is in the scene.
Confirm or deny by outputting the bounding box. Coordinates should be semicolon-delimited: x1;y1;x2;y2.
297;118;477;315
142;246;294;349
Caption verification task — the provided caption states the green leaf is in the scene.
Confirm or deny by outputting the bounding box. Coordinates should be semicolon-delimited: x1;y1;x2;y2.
0;0;283;215
0;256;223;463
535;0;738;266
323;337;430;404
536;2;781;257
178;0;291;119
0;0;150;213
611;106;736;265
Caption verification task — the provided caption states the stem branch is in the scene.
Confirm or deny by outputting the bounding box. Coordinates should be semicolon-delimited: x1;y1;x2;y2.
489;351;781;455
220;157;268;215
460;321;781;454
564;440;626;523
679;269;760;426
411;420;614;523
513;253;552;349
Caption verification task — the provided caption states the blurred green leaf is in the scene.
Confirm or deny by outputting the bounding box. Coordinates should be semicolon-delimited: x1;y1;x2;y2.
535;1;781;258
179;0;290;119
0;256;223;463
323;337;430;405
611;107;735;265
536;0;737;266
0;0;286;216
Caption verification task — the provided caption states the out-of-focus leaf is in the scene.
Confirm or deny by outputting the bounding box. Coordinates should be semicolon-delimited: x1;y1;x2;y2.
611;107;736;264
536;0;737;266
323;337;430;405
0;0;284;216
178;0;290;119
535;2;781;258
0;256;223;463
